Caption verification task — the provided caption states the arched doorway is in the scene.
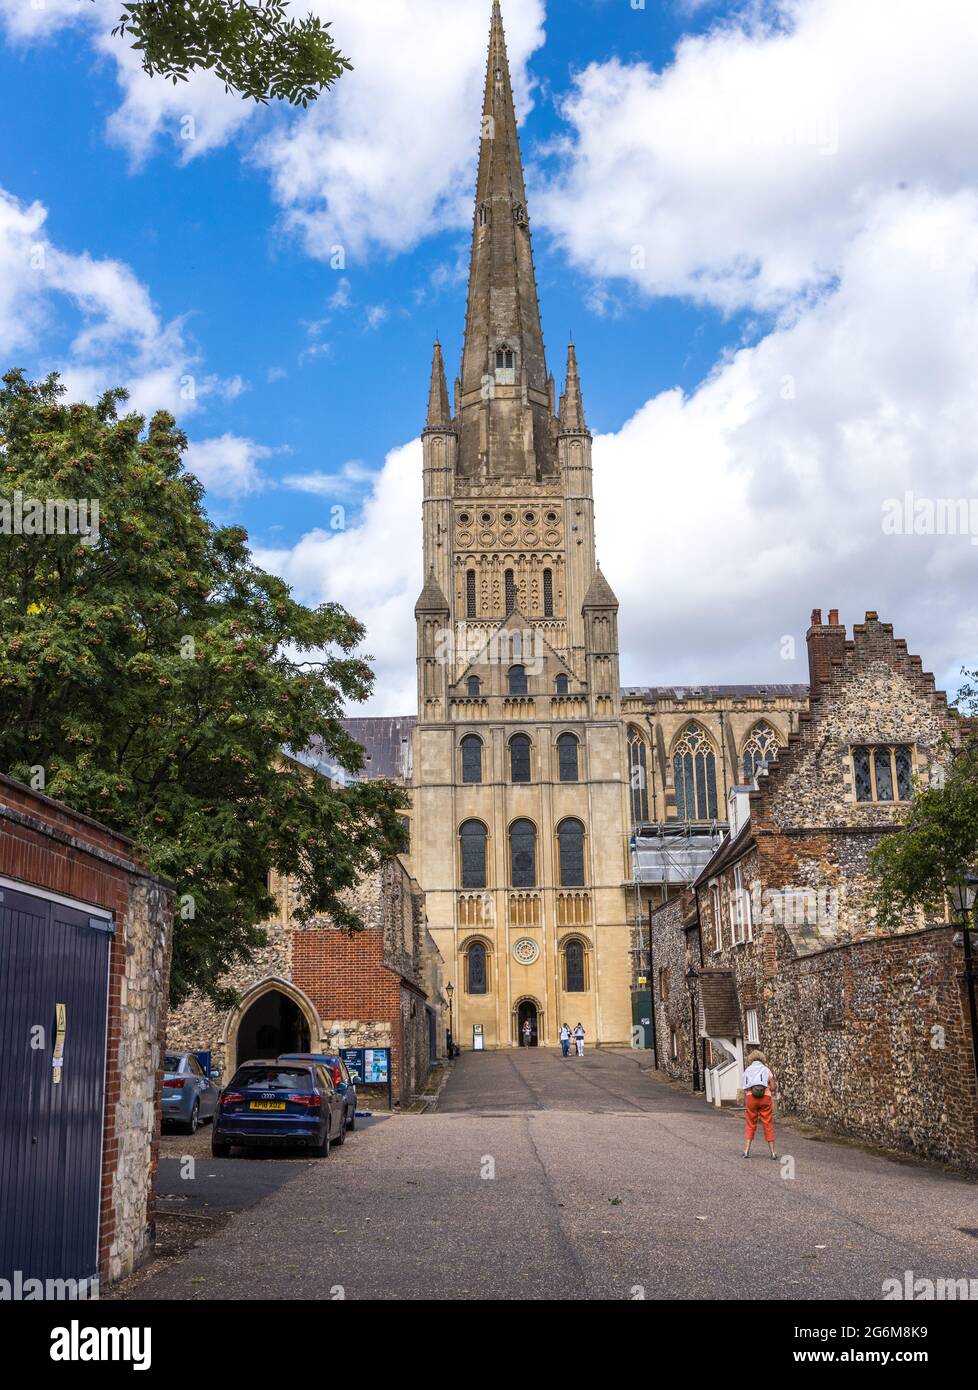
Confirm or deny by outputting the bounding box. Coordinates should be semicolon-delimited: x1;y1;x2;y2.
516;999;539;1047
235;988;310;1066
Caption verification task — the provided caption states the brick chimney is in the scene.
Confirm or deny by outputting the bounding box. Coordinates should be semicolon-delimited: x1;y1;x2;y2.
806;607;846;693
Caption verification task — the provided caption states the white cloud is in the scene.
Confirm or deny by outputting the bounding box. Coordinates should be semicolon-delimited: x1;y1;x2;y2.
283;462;374;499
539;0;978;312
254;440;423;714
183;435;273;497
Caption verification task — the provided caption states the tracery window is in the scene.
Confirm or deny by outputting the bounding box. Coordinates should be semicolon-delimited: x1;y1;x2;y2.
510;819;537;888
852;745;914;803
557;733;579;783
510;733;531;783
459;820;488;889
461;735;483;785
674;723;719;822
742;721;781;782
627;725;649;825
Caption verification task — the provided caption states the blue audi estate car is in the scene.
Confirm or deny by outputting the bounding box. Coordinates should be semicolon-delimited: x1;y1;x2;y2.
211;1060;346;1158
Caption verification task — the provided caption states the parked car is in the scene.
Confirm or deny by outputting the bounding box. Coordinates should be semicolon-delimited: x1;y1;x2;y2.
278;1053;358;1132
212;1060;346;1158
162;1051;221;1134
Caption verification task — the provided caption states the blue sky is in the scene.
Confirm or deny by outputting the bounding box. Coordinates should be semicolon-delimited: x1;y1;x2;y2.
1;0;976;712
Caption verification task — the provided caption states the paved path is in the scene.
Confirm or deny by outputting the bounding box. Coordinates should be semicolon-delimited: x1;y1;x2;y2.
124;1050;978;1300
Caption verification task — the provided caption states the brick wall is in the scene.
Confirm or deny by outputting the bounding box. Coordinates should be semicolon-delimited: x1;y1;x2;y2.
0;775;173;1285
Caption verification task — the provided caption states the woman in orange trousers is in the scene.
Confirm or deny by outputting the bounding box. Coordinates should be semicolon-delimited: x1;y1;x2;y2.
742;1049;777;1159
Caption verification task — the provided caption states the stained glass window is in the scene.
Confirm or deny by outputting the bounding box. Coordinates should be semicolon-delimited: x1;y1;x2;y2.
558;818;586;887
674;725;718;821
557;733;579;783
459;821;487;889
564;940;586;993
510;734;531;783
467;942;488;994
853;746;872;801
461;735;482;785
508;665;527;696
510;819;537;888
874;747;894;801
742;721;781;782
895;745;913;800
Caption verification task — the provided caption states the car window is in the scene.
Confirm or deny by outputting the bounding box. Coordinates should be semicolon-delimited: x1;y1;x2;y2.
187;1056;203;1077
164;1054;184;1073
231;1067;314;1091
336;1060;351;1085
315;1065;335;1092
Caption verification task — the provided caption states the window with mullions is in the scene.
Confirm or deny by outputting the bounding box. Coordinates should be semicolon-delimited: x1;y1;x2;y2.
466;941;488;995
466;569;477;619
557;818;586;887
627;726;649;825
563;940;586;993
510;734;531;783
674;724;719;821
557;733;579;783
543;569;554;617
510;819;537;888
742;721;781;782
508;664;528;696
459;821;488;889
852;745;914;802
461;735;483;785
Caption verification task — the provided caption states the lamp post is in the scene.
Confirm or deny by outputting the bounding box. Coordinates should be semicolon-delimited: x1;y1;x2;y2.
949;875;978;1091
686;965;700;1092
445;980;455;1058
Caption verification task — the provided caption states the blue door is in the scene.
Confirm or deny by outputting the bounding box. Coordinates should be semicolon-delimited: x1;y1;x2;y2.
0;882;113;1284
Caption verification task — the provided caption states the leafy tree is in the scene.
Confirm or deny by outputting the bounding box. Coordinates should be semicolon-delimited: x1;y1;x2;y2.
870;670;978;927
0;370;407;1005
100;1;351;106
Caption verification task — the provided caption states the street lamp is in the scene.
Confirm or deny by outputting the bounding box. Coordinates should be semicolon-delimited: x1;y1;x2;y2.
949;874;978;1092
445;981;455;1058
686;965;700;1093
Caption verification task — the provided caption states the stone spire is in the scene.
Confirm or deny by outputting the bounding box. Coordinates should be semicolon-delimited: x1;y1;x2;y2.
456;1;553;479
558;340;587;433
425;339;452;430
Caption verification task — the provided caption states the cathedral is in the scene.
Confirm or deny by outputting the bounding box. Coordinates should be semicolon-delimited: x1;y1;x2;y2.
353;3;810;1050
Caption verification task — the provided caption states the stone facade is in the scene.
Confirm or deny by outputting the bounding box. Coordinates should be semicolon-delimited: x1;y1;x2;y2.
167;856;443;1106
0;774;174;1287
648;609;978;1168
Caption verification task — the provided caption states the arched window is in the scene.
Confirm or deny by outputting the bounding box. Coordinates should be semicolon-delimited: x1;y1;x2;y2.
510;733;531;783
459;820;488;889
510;819;537;888
627;725;649;825
467;675;481;697
557;733;579;783
742;721;781;782
465;940;488;995
557;818;586;887
461;735;482;785
543;568;554;617
554;674;569;696
478;202;490;227
563;939;586;993
508;664;528;696
674;724;719;822
466;569;477;619
505;569;516;614
495;348;515;370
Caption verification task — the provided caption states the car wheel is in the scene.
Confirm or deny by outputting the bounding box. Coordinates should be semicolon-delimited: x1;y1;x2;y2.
184;1100;199;1135
311;1124;331;1158
211;1136;231;1158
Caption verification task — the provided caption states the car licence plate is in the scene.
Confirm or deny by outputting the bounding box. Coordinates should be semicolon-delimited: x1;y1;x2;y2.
249;1101;286;1111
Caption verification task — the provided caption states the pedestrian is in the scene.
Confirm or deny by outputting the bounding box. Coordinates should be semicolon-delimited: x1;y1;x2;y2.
559;1022;570;1057
742;1049;777;1159
522;1017;533;1048
573;1022;585;1057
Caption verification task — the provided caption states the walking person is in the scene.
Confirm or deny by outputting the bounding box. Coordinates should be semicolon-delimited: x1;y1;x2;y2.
559;1022;571;1058
522;1017;533;1048
742;1050;777;1159
573;1022;585;1057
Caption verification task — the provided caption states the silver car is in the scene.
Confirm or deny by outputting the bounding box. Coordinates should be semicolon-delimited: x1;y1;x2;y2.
162;1052;221;1133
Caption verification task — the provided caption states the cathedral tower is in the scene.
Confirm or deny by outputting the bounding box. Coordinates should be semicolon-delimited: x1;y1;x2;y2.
411;2;633;1049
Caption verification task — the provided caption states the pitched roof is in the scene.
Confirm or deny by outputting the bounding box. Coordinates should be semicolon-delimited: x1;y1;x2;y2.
582;566;619;610
414;568;450;615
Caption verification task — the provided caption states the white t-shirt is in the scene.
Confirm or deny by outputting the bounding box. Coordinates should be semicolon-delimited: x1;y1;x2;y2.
573;1026;585;1038
744;1062;771;1091
559;1026;570;1040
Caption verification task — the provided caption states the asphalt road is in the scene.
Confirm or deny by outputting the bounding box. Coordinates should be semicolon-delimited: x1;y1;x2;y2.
125;1049;978;1301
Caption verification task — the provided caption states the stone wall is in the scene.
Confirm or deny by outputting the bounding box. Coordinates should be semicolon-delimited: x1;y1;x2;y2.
650;891;699;1085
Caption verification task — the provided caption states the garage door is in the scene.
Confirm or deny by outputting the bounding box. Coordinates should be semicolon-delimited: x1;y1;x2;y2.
0;881;113;1285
